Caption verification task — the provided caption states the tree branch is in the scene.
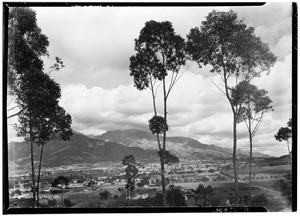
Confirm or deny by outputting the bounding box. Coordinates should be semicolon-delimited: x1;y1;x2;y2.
209;77;226;96
7;108;24;119
252;114;264;137
7;105;20;111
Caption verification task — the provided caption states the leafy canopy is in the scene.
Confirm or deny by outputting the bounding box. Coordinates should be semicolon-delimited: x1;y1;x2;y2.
8;7;49;95
186;10;276;79
231;81;273;124
129;20;186;90
52;176;70;188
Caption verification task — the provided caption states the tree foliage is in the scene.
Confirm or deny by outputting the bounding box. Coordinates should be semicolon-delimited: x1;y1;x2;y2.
122;155;139;198
193;184;215;206
231;81;273;130
8;7;49;95
186;10;276;203
166;186;186;207
186;10;276;79
157;150;179;165
130;20;186;90
275;127;292;142
52;176;70;188
99;190;111;201
148;115;168;134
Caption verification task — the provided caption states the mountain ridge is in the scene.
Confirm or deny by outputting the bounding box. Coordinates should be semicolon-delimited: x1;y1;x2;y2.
8;128;273;168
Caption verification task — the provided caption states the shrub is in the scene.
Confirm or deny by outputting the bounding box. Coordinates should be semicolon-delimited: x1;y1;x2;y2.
64;198;73;207
252;193;268;206
48;199;57;207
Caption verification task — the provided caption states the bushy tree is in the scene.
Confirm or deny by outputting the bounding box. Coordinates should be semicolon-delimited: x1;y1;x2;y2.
193;184;215;206
47;199;57;207
99;190;111;201
63;198;73;207
52;176;70;207
252;193;268;207
186;10;276;203
166;185;186;207
130;20;186;206
275;119;292;169
122;155;139;201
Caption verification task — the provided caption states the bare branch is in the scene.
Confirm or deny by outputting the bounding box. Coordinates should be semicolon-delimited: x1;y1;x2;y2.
7;95;16;106
7;108;24;119
7;105;19;111
209;77;226;96
252;113;264;136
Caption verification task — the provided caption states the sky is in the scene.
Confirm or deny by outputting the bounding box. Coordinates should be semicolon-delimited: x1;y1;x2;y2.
7;2;293;157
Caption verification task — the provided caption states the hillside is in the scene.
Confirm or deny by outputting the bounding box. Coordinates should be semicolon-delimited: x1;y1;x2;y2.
99;129;271;159
8;131;158;167
8;129;273;168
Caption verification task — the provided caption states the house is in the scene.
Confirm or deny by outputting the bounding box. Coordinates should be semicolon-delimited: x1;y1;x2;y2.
132;193;149;200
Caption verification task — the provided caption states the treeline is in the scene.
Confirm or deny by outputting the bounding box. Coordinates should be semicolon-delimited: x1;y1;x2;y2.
128;10;277;206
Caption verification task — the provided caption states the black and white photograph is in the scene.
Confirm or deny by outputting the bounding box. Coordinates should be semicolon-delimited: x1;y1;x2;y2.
3;2;296;213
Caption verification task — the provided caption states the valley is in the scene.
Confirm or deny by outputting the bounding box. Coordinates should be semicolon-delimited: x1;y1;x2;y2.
8;129;291;211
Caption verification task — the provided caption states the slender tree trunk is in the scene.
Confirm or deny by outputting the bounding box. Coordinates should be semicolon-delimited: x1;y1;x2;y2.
36;143;44;207
61;187;64;207
223;68;239;205
248;126;253;206
232;115;239;204
161;77;167;207
287;139;292;170
29;115;36;207
150;77;166;206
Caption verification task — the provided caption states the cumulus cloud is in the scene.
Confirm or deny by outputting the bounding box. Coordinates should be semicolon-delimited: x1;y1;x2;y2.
7;4;293;157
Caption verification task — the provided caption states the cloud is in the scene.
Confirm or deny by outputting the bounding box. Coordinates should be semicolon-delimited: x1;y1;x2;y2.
7;4;292;158
235;3;292;43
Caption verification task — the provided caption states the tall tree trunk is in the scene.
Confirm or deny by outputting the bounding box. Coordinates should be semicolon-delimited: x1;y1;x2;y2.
232;115;239;204
150;76;166;206
287;139;292;170
223;68;239;204
161;77;167;207
36;143;45;207
248;125;253;206
29;115;36;207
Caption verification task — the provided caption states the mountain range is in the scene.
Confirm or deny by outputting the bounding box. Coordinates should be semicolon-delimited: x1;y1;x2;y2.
8;129;272;168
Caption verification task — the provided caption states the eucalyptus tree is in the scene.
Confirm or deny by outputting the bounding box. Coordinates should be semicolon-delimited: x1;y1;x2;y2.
8;7;72;207
122;155;139;202
231;81;273;206
275;119;292;169
7;7;49;119
186;10;276;203
129;20;186;206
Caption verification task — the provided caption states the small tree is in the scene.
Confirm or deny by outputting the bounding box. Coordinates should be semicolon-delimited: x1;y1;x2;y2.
130;20;186;206
51;176;69;207
99;190;111;202
275;119;292;170
193;184;215;206
231;81;273;206
166;185;186;207
63;198;73;207
122;155;139;202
